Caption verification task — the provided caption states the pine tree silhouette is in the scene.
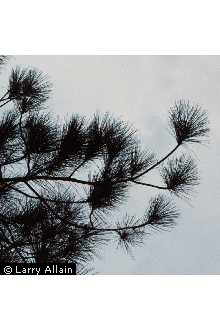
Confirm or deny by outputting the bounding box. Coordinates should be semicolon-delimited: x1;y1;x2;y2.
0;56;209;273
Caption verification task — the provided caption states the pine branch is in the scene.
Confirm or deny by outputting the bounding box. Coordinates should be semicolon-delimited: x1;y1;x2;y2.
0;55;209;268
10;185;89;204
131;144;180;180
132;180;168;190
169;100;209;144
18;113;31;174
161;154;199;197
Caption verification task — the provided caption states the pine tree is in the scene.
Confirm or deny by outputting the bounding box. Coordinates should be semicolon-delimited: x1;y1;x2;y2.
0;56;209;273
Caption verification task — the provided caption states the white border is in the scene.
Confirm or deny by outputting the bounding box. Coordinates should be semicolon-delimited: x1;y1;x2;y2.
1;275;220;329
1;0;220;54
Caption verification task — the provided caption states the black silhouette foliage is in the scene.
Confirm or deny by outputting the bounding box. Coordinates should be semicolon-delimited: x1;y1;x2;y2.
169;101;209;145
25;113;58;154
9;67;51;112
161;154;199;197
0;58;209;272
145;194;179;228
0;111;18;161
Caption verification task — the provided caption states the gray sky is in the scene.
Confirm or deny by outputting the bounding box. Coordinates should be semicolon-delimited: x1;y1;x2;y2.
4;55;220;274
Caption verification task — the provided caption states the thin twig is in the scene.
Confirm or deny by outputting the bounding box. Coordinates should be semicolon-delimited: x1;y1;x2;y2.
131;180;168;190
19;113;31;174
132;144;180;180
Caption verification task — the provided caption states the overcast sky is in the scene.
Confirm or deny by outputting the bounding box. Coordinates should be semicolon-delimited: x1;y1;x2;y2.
3;55;220;274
